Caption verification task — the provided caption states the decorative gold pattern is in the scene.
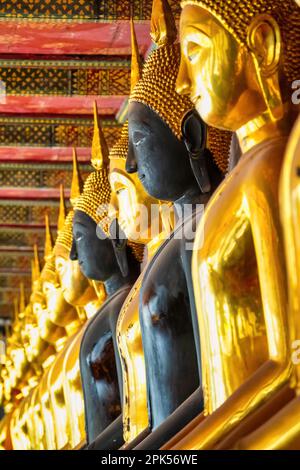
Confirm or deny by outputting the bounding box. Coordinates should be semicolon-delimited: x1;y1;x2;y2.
207;128;233;174
0;118;121;148
109;121;129;161
0;164;91;189
0;253;31;271
0;0;95;19
0;275;31;289
54;211;74;256
0;0;181;20
73;69;131;96
0;65;130;97
0;202;62;227
0;229;56;249
130;44;193;140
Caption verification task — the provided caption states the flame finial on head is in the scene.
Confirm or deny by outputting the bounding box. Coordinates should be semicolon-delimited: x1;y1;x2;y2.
19;283;25;315
151;0;177;47
33;243;40;279
44;214;53;262
130;19;143;93
13;297;19;323
57;184;66;233
71;148;83;206
91;102;110;171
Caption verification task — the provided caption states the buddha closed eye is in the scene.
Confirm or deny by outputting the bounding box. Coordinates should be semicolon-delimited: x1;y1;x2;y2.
132;130;147;147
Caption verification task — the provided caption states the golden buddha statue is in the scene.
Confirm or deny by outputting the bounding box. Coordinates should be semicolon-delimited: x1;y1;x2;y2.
41;213;80;336
10;399;30;450
225;116;300;450
6;288;39;399
31;198;78;449
52;168;105;449
55;179;104;321
29;385;47;450
39;156;88;450
0;365;12;413
10;282;52;450
164;0;300;450
32;222;67;352
22;281;55;372
38;366;56;449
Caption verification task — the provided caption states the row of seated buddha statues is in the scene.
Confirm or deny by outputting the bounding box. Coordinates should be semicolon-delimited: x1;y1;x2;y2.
0;0;300;450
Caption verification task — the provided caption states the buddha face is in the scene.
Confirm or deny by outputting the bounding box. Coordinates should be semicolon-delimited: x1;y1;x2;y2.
55;245;94;307
1;366;11;401
10;346;26;380
127;102;197;202
25;326;41;362
177;6;265;131
109;157;161;244
71;211;120;282
21;312;44;362
42;278;74;326
21;306;36;362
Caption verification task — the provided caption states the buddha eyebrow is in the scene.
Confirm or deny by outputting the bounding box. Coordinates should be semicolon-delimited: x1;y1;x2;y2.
184;25;212;39
73;222;89;230
131;120;152;133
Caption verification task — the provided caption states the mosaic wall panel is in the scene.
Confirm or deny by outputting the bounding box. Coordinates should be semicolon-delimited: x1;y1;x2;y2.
73;68;131;96
55;123;121;148
0;305;14;318
0;253;31;271
0;118;121;148
0;0;181;20
0;289;31;305
0;201;61;226
0;274;31;289
0;228;57;249
0;163;91;189
0;66;130;96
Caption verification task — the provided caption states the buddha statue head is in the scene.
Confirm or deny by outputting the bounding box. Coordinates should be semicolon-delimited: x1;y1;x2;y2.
21;303;36;364
55;210;101;308
29;244;53;345
71;104;141;285
54;169;99;308
127;0;229;203
109;21;173;245
30;244;45;317
21;288;53;367
40;214;77;328
8;286;28;381
109;122;170;246
177;0;300;143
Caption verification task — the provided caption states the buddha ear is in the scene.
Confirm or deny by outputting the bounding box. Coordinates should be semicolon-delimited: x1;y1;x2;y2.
247;14;283;121
182;109;207;154
109;219;129;278
182;110;211;194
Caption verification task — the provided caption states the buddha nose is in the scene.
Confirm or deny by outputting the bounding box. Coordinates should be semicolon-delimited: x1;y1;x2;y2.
126;141;138;174
176;58;192;97
69;239;78;261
